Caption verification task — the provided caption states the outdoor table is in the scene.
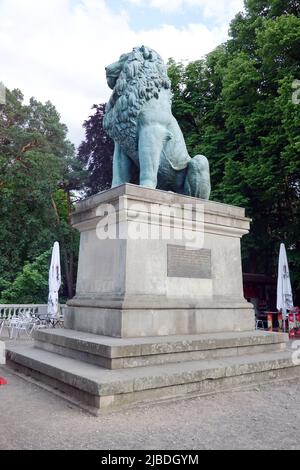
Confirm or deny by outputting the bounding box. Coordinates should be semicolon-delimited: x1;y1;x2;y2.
37;314;64;329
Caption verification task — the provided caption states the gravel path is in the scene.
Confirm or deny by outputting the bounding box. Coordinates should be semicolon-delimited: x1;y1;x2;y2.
1;364;300;450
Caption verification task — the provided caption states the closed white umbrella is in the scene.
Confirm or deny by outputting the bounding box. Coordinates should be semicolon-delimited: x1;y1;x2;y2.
277;243;293;331
48;242;61;317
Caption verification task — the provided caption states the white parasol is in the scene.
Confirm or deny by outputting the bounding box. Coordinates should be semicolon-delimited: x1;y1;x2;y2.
48;242;61;317
277;243;293;329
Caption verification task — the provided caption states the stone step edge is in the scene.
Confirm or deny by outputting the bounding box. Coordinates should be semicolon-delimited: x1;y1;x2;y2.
34;338;287;371
6;345;296;398
33;329;289;359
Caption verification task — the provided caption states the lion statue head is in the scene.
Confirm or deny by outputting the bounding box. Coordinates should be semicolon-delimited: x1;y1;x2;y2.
103;46;171;159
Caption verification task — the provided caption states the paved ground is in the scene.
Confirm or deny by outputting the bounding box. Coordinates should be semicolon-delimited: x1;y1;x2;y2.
1;361;300;450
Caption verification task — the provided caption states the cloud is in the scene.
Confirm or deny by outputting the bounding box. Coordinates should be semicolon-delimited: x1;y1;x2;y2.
126;0;244;22
0;0;243;146
148;0;183;12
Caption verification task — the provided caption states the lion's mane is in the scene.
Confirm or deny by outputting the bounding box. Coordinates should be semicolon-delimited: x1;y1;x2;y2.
103;46;171;159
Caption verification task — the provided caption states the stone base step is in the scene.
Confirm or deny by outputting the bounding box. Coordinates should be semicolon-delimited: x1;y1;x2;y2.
6;344;299;413
33;329;288;369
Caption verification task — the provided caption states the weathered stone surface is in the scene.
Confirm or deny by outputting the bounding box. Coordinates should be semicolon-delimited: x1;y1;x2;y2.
33;329;288;369
66;184;254;337
6;344;300;412
64;306;255;338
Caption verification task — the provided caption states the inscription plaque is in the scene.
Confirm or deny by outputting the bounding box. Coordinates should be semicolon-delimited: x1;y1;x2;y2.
167;245;212;279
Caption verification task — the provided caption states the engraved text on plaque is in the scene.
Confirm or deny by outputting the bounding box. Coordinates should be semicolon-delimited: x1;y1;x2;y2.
167;245;212;279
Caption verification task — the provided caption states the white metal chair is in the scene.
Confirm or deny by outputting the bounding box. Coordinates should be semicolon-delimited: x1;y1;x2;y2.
255;319;265;330
1;306;39;339
7;309;33;339
0;304;64;338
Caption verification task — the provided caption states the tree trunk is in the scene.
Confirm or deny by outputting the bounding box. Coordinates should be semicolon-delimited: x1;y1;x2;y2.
63;248;74;299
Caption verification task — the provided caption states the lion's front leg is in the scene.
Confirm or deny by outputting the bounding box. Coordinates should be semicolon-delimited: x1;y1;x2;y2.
138;124;166;188
112;142;133;188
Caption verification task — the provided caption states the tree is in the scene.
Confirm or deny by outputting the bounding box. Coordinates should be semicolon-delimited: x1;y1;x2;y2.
0;250;50;304
78;104;114;195
0;88;85;300
167;1;300;302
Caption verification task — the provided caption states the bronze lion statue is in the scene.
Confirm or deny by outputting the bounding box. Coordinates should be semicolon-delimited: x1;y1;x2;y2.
103;46;211;199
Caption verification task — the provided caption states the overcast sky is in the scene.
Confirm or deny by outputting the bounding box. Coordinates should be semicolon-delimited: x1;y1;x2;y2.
0;0;245;147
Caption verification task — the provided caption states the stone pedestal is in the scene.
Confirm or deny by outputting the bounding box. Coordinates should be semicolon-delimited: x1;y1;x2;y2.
65;184;254;337
7;185;298;414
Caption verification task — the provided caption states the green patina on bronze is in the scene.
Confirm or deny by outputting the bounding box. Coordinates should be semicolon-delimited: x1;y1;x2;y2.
104;46;211;200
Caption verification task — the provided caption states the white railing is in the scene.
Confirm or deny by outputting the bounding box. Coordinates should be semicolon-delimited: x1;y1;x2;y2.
0;304;64;339
0;304;48;320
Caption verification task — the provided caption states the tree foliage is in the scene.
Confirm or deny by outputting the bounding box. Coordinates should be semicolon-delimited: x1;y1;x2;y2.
0;250;50;304
167;0;300;301
78;104;114;195
0;88;85;301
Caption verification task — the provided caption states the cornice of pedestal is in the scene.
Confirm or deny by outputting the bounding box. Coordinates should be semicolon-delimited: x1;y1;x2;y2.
72;184;251;239
74;184;248;218
67;294;251;311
